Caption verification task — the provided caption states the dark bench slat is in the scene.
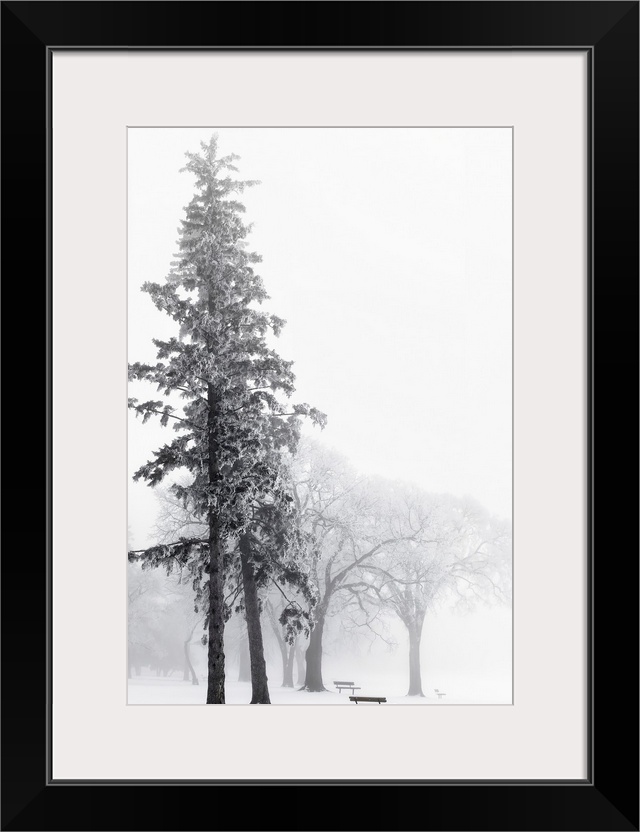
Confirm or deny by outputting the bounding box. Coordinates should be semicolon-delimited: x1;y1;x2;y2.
333;681;355;685
349;695;386;703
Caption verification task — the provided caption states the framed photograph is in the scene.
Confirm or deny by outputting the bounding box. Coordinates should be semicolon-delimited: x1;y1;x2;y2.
2;2;637;830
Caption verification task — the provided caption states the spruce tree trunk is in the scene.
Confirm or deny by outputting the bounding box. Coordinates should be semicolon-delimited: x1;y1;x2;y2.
303;613;327;692
282;642;295;688
206;382;226;704
407;622;425;696
239;536;271;704
238;639;251;682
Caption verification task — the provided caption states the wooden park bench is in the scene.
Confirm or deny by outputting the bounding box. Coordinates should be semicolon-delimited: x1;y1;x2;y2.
434;688;446;699
349;695;386;704
334;680;361;694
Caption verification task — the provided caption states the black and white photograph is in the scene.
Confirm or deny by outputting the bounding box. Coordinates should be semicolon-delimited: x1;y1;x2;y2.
3;0;638;823
127;127;513;706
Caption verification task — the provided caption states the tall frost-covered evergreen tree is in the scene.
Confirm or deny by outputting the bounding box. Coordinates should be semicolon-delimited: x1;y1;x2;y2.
128;136;325;703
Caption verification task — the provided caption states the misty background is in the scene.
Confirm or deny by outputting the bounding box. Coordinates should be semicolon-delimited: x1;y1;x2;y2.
128;128;512;704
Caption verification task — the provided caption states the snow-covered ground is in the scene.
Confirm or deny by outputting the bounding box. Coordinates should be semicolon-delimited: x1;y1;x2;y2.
128;674;511;705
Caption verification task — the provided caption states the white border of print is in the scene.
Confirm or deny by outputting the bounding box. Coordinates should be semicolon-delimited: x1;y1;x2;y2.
52;50;587;781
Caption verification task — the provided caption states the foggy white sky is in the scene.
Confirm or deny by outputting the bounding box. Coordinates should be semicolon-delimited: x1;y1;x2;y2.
128;127;512;548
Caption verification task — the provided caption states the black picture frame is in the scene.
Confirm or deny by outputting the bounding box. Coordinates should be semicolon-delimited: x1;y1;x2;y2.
2;2;638;830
